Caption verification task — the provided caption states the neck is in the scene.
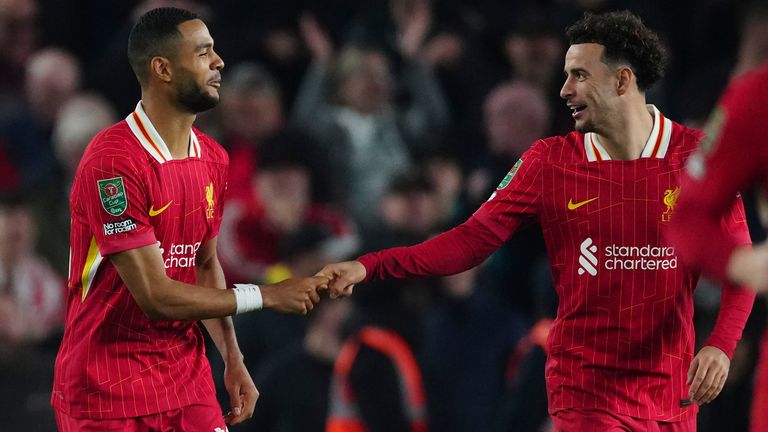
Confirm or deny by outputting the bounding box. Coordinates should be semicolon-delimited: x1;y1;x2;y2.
140;91;196;159
596;101;654;160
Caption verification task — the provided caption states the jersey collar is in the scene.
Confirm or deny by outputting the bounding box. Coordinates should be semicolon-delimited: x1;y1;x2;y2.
584;104;672;162
125;101;202;164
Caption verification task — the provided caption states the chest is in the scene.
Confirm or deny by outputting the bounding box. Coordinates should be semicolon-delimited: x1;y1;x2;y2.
540;159;684;241
144;160;221;241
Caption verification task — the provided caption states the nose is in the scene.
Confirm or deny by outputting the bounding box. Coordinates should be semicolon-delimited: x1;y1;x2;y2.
560;77;572;100
212;50;224;71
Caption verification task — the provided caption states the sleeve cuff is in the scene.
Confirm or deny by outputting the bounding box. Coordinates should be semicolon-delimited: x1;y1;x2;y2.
99;232;158;256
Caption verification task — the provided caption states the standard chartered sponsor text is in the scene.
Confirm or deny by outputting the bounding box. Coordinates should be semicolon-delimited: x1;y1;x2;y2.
162;242;201;268
604;244;677;270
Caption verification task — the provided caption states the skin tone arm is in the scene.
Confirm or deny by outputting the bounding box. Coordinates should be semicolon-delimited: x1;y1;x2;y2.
196;237;257;425
110;242;327;321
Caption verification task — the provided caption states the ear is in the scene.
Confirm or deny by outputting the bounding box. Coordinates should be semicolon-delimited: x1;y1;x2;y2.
616;66;634;96
150;56;173;83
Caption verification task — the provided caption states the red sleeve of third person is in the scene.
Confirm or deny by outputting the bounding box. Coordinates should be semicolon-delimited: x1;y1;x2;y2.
670;69;768;280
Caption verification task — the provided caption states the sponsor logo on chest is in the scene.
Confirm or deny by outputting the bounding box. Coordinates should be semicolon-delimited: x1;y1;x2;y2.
577;237;678;276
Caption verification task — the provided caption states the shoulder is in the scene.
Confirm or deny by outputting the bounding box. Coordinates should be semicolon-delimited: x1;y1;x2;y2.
526;132;583;163
78;120;148;174
193;127;229;166
662;118;701;162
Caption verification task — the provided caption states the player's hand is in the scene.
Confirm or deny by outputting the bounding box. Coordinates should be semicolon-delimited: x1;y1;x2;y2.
315;261;367;299
223;360;258;425
727;243;768;292
687;345;730;405
261;276;328;315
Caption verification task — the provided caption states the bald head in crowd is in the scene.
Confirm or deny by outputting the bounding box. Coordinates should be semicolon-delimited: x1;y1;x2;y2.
25;48;81;123
484;81;550;159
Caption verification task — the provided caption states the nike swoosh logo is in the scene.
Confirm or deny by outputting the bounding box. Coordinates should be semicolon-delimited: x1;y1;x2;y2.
567;197;599;210
149;201;173;217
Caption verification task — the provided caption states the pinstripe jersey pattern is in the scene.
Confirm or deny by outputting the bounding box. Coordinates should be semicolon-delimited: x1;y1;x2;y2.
473;106;750;421
52;102;229;419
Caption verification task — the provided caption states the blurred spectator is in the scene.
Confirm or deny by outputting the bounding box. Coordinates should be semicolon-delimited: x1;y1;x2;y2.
327;287;430;432
216;62;286;201
501;9;568;135
367;171;443;250
421;267;527;432
38;93;117;273
293;14;448;228
53;93;117;185
733;0;768;77
218;136;358;284
466;81;550;207
0;194;60;432
247;298;352;432
0;193;63;352
464;81;549;321
421;153;465;226
0;0;38;96
0;47;80;195
25;48;81;126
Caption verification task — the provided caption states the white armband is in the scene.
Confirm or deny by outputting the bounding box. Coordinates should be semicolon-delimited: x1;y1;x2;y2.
232;284;263;314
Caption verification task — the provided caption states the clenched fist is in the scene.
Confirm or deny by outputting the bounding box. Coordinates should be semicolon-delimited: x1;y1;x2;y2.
261;276;328;314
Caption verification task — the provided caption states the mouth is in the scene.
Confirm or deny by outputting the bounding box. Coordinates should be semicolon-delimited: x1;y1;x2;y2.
568;104;586;119
207;77;221;88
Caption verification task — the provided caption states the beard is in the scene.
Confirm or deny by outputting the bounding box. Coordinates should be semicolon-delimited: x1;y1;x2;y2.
574;118;595;133
176;73;219;113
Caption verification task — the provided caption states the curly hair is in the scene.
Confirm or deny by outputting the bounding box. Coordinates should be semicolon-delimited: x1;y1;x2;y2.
565;11;668;91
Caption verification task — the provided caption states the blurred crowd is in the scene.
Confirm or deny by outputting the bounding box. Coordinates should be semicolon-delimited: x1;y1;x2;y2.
0;0;766;431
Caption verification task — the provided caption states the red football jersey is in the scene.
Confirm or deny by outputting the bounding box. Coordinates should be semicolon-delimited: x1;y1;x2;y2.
671;63;768;280
358;106;754;421
51;102;229;419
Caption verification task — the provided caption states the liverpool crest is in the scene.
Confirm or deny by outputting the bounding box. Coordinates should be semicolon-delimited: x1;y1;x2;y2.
205;182;215;219
662;186;680;222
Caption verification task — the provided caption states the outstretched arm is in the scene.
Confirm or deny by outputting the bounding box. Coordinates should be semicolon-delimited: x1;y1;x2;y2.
110;243;326;321
318;215;506;298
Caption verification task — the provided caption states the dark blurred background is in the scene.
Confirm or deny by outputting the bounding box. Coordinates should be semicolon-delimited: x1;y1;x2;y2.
1;0;766;431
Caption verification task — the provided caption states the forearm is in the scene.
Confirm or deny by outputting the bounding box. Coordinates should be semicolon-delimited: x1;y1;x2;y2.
198;258;243;363
110;247;238;321
359;216;504;282
703;281;755;359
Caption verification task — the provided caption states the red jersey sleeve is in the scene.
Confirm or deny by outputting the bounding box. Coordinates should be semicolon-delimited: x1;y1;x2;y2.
471;142;544;241
358;143;543;282
671;68;768;280
75;147;158;255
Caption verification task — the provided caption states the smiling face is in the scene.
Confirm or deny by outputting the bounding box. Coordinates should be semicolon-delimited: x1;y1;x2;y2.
172;19;224;113
559;43;622;134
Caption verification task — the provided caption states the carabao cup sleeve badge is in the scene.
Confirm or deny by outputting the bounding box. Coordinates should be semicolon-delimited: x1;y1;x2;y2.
97;177;128;216
497;159;523;190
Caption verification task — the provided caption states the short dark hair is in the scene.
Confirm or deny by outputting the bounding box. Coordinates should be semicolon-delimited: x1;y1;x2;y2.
565;10;668;91
127;7;199;83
